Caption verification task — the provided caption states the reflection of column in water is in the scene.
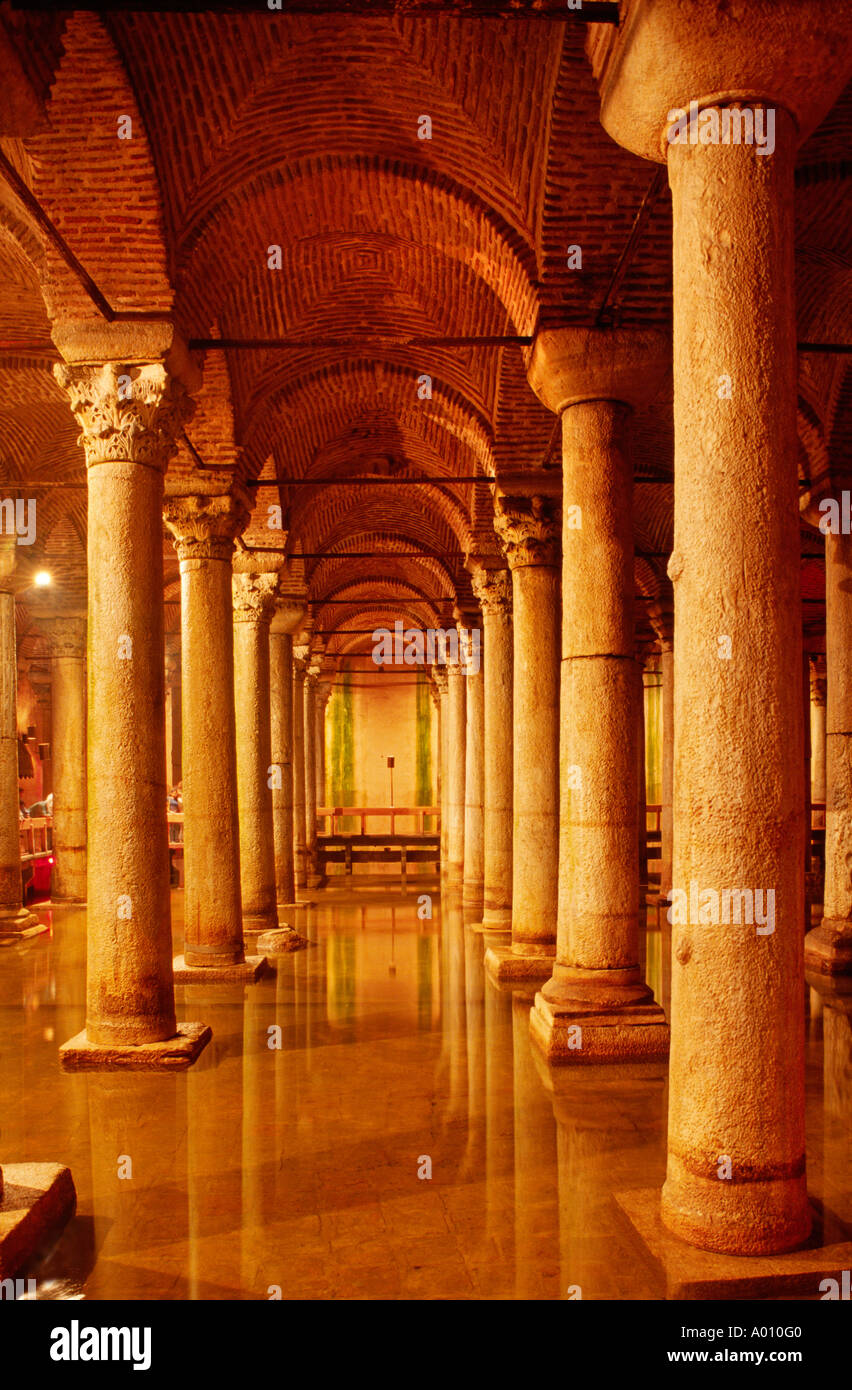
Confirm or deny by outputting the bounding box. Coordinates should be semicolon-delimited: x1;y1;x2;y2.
416;928;434;1033
512;993;558;1300
821;990;852;1234
483;973;514;1241
549;1063;666;1300
241;983;266;1297
87;1072;181;1299
439;891;468;1129
461;925;486;1180
186;989;245;1299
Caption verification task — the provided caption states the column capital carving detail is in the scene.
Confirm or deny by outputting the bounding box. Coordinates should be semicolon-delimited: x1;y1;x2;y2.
45;616;87;660
292;642;310;674
164;491;250;563
493;495;561;569
232;572;279;625
470;566;512;617
54;362;194;470
810;655;827;707
272;600;308;635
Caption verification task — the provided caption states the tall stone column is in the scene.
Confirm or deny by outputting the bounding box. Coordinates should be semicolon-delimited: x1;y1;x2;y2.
526;331;668;1058
809;656;827;809
459;614;484;916
292;642;308;891
806;536;852;974
444;657;466;885
485;494;560;981
317;682;331;801
592;0;851;1254
165;485;267;981
44;616;87;905
0;543;40;935
270;600;305;910
233;565;281;940
658;639;674;904
470;567;513;931
304;663;321;888
164;646;182;790
54;345;209;1067
432;665;449;864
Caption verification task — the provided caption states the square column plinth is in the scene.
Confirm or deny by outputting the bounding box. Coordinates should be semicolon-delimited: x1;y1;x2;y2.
172;954;269;983
59;1022;211;1071
256;928;309;954
531;992;669;1064
617;1189;852;1299
0;1164;76;1278
485;943;556;984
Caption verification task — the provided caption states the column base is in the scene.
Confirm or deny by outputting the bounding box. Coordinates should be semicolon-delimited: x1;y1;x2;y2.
256;928;310;954
484;942;556;984
59;1022;212;1072
530;975;669;1063
0;906;46;939
173;954;269;983
804;918;852;975
615;1189;841;1297
0;1164;77;1279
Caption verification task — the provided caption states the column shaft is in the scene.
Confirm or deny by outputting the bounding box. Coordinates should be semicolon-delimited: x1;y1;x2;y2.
462;656;484;914
233;576;279;935
48;620;87;903
270;630;295;903
180;549;243;965
444;663;466;882
479;585;513;927
658;643;674;902
292;660;307;890
806;537;852;972
663;110;809;1253
304;673;318;887
0;575;38;932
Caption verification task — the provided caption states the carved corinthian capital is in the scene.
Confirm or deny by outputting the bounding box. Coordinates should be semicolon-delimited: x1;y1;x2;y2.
53;361;194;469
164;491;251;564
292;641;310;674
809;655;827;708
493;494;561;569
232;572;279;625
45;616;87;660
470;566;512;618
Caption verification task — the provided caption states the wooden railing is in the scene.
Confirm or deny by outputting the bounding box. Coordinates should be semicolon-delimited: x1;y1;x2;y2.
317;806;440;836
19;815;53;861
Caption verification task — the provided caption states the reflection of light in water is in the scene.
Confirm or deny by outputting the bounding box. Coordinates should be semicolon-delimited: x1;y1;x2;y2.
20;1278;85;1301
43;1027;54;1042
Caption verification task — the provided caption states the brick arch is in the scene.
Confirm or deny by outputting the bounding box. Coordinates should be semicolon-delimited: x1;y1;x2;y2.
25;12;173;321
177;163;538;343
240;358;494;476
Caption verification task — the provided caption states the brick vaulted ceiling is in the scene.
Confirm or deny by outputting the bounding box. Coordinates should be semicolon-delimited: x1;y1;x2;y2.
0;7;849;664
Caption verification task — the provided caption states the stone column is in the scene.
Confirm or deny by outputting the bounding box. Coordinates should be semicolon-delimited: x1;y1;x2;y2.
806;536;852;974
304;663;320;889
164;646;182;790
658;639;674;904
591;0;850;1256
432;665;449;864
0;544;40;935
44;616;87;904
444;656;466;885
270;600;305;909
809;655;827;809
316;681;331;810
525;334;668;1058
460;615;484;916
164;486;267;981
470;567;513;931
54;348;209;1067
233;566;280;939
292;642;308;891
485;494;560;981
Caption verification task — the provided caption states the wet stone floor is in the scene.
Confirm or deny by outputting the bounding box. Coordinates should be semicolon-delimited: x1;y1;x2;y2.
0;886;849;1301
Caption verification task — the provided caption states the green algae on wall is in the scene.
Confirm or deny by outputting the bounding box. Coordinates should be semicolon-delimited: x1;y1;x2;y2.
415;670;433;838
328;662;356;833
